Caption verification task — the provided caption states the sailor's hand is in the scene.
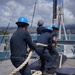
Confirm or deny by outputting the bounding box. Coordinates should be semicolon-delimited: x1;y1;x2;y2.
27;48;31;53
36;43;39;47
52;44;56;47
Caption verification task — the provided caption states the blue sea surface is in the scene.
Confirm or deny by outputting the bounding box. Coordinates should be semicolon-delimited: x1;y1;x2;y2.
0;34;75;60
0;34;75;43
0;35;10;43
31;34;75;41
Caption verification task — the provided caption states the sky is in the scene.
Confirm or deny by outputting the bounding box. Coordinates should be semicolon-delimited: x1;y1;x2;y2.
0;0;75;27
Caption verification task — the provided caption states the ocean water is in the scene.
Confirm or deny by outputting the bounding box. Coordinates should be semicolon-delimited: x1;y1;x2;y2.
0;34;75;60
0;34;75;43
31;34;75;41
0;35;10;43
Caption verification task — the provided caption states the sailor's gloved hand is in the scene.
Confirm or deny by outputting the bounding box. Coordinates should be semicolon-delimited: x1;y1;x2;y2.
27;48;31;53
52;43;56;47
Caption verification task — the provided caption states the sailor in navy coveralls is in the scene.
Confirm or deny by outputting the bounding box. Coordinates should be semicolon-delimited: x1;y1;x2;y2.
35;26;54;74
10;16;36;75
49;24;59;68
37;20;45;35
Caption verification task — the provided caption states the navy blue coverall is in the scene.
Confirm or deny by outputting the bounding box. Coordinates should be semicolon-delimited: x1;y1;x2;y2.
50;31;58;56
37;25;45;35
49;31;59;67
35;32;54;70
10;28;35;75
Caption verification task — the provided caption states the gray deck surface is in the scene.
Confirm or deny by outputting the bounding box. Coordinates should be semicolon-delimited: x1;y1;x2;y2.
62;59;75;68
0;58;75;75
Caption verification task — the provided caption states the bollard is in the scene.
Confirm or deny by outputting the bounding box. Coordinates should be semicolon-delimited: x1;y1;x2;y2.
56;68;75;75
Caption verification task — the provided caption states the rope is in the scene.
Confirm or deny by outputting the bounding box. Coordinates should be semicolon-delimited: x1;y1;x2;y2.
36;43;63;52
9;51;32;75
36;43;48;47
9;43;48;75
32;71;42;75
9;43;63;75
36;43;63;68
59;54;62;68
31;70;42;75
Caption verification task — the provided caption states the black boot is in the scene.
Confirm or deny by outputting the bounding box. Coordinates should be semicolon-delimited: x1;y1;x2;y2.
42;69;49;75
46;68;56;74
40;66;45;71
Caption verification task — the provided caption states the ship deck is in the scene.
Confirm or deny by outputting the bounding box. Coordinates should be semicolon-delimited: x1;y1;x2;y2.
0;58;75;75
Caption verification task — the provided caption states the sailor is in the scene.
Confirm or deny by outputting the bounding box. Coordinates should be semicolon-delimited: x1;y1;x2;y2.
10;16;36;75
35;26;54;74
37;20;45;36
49;24;59;68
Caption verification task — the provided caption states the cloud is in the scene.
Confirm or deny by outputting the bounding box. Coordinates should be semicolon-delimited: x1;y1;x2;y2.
63;0;75;24
64;8;75;24
0;0;75;27
0;0;53;27
0;0;26;27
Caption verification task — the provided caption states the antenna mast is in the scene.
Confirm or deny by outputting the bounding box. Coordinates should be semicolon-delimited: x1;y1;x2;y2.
58;0;67;40
53;0;57;25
